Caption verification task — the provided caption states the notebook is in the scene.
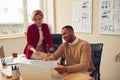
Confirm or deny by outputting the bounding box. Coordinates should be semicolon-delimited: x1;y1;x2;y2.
18;63;64;80
0;46;18;65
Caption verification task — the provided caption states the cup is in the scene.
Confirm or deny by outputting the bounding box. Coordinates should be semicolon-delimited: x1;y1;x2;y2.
12;53;18;58
12;65;20;80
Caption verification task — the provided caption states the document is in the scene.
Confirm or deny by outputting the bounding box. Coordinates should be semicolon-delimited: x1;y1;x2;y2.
30;60;57;68
1;66;12;77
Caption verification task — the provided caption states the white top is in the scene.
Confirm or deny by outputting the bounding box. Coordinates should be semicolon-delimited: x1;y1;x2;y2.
68;38;79;45
37;27;43;46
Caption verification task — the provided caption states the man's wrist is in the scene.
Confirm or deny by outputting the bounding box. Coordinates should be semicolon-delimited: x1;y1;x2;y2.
65;66;67;72
49;49;54;53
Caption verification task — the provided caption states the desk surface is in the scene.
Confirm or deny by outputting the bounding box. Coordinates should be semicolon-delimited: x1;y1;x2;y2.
0;70;92;80
51;69;92;80
0;56;92;80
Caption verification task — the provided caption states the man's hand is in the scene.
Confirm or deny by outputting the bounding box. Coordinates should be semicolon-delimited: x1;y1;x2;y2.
55;65;66;74
46;53;51;57
42;56;50;61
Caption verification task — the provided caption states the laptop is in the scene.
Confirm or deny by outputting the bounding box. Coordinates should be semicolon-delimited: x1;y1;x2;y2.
0;46;5;58
0;46;16;65
18;63;64;80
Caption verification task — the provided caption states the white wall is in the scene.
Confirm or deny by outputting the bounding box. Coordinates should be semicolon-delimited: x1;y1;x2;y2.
0;37;26;57
55;0;120;80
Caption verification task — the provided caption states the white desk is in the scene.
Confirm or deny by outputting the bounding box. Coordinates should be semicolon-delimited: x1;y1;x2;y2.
0;55;92;80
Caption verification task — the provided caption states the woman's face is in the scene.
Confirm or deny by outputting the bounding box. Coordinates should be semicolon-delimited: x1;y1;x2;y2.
33;14;43;27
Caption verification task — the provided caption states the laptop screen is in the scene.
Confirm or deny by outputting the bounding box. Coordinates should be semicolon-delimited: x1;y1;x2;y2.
0;46;5;58
18;63;52;80
18;63;64;80
0;46;17;65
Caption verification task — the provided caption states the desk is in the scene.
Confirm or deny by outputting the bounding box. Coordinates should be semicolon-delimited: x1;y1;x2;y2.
51;69;92;80
0;56;92;80
0;70;92;80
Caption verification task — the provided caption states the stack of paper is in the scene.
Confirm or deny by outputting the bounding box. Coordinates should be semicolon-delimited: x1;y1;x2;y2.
1;66;12;78
30;60;57;68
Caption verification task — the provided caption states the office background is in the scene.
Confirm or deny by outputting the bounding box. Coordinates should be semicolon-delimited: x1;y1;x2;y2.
0;0;120;80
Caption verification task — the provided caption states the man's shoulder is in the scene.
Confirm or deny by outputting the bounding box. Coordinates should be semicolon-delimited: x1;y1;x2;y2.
78;39;90;45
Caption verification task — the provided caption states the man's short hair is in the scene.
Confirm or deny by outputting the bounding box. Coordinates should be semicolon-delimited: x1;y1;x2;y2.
62;25;74;31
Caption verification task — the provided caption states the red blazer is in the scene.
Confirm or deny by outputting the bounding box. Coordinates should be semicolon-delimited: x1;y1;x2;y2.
24;23;53;59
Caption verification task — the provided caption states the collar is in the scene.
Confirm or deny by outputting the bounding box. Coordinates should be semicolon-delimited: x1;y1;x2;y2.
68;38;79;45
38;26;42;30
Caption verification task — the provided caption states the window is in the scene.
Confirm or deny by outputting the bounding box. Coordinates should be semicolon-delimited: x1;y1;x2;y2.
0;0;54;37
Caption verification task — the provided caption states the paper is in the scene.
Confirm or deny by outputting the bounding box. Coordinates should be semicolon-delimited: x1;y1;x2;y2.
116;0;120;11
1;66;12;77
114;14;120;30
30;60;57;68
5;57;21;65
99;20;113;32
18;56;57;68
72;0;92;33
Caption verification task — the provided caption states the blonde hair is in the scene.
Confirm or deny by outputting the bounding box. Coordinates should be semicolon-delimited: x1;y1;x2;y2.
31;10;44;21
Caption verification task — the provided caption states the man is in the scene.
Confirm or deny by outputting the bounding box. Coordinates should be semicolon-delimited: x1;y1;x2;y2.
43;25;95;74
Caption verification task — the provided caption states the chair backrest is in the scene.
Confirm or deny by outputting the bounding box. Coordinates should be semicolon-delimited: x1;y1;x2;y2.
90;43;103;71
50;34;62;52
51;34;62;44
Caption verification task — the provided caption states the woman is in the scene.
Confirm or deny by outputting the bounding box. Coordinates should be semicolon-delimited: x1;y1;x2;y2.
24;10;53;59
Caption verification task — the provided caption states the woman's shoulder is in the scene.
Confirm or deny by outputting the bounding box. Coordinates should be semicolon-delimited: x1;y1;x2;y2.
41;23;49;30
27;24;38;32
41;23;48;27
28;23;36;28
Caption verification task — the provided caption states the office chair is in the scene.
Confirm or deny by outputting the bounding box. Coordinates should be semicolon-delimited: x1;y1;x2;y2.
50;34;62;53
90;43;103;80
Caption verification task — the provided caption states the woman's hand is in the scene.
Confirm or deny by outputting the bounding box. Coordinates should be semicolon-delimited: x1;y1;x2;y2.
34;51;39;56
46;53;51;57
30;47;39;55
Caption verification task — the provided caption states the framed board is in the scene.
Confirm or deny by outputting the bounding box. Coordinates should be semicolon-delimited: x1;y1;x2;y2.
72;0;93;33
99;0;120;35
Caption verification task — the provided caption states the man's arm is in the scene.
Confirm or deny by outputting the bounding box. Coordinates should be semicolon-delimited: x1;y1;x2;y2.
43;54;56;61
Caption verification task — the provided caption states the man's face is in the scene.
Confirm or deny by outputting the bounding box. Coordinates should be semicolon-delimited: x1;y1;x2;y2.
61;28;72;42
